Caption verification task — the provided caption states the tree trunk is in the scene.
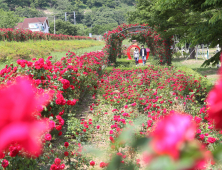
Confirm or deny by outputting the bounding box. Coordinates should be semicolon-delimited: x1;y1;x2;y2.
163;38;172;65
189;47;196;59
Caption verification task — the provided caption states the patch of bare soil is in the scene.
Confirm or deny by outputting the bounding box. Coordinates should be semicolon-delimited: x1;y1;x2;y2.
42;9;54;15
181;59;203;65
199;70;218;76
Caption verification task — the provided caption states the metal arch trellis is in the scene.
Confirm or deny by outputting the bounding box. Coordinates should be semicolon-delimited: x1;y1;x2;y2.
117;26;152;35
106;24;172;65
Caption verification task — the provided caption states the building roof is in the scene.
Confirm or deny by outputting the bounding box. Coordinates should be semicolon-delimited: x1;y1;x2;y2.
14;22;23;29
15;17;48;29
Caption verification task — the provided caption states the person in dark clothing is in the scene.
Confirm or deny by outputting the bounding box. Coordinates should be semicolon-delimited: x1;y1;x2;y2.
140;45;147;66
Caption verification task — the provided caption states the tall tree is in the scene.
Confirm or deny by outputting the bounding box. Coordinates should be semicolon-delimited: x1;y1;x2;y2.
0;0;8;10
128;0;222;62
0;9;21;28
49;19;78;35
15;7;45;18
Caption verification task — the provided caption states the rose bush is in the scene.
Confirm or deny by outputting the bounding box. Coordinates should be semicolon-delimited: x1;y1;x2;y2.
0;50;107;169
0;28;96;42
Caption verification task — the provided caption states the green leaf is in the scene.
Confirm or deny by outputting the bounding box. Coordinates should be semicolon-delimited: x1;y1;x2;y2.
212;144;222;161
106;155;122;170
131;137;150;149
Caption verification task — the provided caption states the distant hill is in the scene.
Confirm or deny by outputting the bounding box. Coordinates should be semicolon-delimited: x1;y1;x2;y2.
0;0;136;35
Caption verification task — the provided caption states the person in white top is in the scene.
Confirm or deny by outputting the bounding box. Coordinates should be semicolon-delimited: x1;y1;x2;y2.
133;48;140;66
140;45;147;66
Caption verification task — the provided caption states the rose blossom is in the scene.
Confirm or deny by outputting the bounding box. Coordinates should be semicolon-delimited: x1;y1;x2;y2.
45;134;52;141
151;112;196;159
2;159;9;168
0;77;50;156
207;63;222;129
64;142;69;148
90;161;95;166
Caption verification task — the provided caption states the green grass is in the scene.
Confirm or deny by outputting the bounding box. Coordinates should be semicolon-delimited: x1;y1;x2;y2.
172;57;219;84
122;39;132;46
49;43;104;60
0;41;105;69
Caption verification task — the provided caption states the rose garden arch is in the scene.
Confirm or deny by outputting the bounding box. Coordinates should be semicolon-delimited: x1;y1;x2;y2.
103;24;172;65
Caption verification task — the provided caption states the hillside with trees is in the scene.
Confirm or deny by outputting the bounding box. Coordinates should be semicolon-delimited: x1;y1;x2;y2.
0;0;135;35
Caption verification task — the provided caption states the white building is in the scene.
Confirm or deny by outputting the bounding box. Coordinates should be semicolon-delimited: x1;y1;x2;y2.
15;17;50;33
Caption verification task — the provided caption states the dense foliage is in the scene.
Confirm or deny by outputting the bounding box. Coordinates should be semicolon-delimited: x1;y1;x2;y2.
0;9;22;28
49;20;78;36
128;0;222;64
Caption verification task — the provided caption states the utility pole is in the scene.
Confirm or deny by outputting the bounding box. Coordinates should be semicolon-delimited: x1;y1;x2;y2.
65;12;67;21
54;15;55;34
73;11;76;25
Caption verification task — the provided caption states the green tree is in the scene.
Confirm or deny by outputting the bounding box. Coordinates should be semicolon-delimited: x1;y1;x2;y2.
92;23;117;35
91;7;118;26
54;0;71;10
15;6;45;18
0;0;8;10
82;11;93;27
154;0;222;65
121;0;135;6
49;19;78;35
127;0;214;60
0;9;21;28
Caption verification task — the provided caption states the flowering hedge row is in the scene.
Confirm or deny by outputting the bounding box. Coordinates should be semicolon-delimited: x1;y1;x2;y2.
0;28;96;42
0;51;107;169
103;23;173;65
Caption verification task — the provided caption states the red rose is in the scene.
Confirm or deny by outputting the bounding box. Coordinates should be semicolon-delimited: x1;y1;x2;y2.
2;159;9;168
151;112;196;159
64;151;69;156
90;161;95;166
58;131;62;136
64;142;69;148
54;158;61;165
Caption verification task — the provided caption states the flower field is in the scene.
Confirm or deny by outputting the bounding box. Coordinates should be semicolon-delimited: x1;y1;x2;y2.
0;45;222;170
0;28;95;42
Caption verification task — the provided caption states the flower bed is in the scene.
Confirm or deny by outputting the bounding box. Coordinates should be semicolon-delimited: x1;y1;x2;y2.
0;47;222;169
0;50;107;169
73;65;221;169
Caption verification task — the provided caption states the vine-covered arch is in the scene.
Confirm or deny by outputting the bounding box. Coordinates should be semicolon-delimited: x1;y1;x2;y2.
103;24;173;65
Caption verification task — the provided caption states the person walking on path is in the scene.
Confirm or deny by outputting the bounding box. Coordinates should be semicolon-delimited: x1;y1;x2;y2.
140;45;147;66
134;48;140;66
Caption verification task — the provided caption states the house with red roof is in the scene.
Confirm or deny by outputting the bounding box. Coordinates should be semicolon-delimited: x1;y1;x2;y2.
15;17;50;33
